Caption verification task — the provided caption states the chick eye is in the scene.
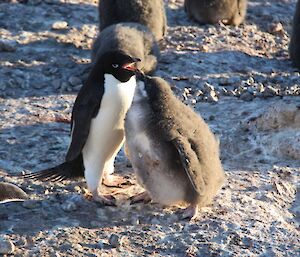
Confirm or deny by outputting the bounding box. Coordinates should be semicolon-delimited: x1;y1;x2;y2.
112;64;119;68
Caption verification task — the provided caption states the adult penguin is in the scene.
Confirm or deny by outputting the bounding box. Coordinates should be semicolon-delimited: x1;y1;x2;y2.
25;51;140;205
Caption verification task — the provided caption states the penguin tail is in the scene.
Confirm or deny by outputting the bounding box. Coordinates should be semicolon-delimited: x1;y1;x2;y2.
22;156;84;182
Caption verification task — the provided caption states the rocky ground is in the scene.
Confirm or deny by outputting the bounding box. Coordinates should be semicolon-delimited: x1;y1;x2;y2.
0;0;299;256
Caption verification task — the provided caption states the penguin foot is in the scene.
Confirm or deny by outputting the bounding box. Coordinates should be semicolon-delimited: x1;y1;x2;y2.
179;204;198;220
130;191;151;204
84;191;116;206
102;174;129;188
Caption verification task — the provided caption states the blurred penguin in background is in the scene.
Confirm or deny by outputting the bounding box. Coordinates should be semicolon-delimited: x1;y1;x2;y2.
184;0;248;26
290;0;300;69
98;0;167;41
92;22;160;74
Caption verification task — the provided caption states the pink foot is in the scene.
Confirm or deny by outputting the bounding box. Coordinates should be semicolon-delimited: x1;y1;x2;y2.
84;190;116;206
102;174;129;188
180;204;198;220
130;191;152;204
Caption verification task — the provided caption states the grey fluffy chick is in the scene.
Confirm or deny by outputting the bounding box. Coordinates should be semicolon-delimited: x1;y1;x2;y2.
125;75;225;219
92;22;160;74
98;0;167;41
290;0;300;69
0;182;28;203
184;0;248;26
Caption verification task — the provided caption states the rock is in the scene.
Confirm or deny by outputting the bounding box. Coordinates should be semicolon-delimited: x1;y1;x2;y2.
0;238;15;255
240;91;254;101
262;85;280;97
51;79;61;90
0;39;17;52
45;0;61;3
68;76;82;86
22;200;40;209
268;22;284;35
60;81;69;91
108;234;124;248
52;21;68;30
0;82;7;91
28;0;42;4
61;201;77;212
206;90;219;102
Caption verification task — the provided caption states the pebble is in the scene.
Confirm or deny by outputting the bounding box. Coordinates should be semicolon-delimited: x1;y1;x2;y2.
52;21;68;30
108;234;123;248
240;91;254;101
61;201;77;212
262;85;280;97
68;76;82;86
268;22;284;35
0;39;17;52
28;0;42;5
51;79;61;90
45;0;61;3
0;82;7;91
206;90;219;102
0;238;15;255
22;200;40;209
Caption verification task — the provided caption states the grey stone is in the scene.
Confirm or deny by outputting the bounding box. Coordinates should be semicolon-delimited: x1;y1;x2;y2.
0;39;17;52
22;200;40;209
108;234;124;248
61;201;77;212
52;21;68;30
0;238;15;254
68;76;82;86
240;91;254;101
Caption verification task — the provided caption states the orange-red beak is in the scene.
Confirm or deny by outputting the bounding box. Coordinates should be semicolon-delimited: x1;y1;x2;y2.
122;58;141;71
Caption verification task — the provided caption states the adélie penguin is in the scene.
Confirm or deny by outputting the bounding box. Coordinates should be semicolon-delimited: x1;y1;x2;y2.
98;0;167;41
92;22;160;75
125;74;225;219
184;0;248;26
24;50;140;205
0;182;28;204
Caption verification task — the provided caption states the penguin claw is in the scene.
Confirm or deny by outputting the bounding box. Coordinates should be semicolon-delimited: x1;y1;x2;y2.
129;191;151;204
179;205;198;221
84;191;116;206
102;174;130;188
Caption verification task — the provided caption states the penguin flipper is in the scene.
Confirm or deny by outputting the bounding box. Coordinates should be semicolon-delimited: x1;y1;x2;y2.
171;137;205;195
23;155;84;182
66;62;104;161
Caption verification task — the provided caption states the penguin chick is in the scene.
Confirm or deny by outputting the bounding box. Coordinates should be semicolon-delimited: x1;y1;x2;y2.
24;51;140;206
98;0;167;41
125;75;225;219
290;0;300;69
184;0;248;26
92;22;160;75
0;182;28;203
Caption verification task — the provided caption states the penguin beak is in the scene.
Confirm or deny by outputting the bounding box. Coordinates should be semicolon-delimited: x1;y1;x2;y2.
122;58;141;71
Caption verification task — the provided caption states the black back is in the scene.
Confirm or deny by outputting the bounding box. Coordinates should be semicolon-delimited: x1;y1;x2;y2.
66;51;138;161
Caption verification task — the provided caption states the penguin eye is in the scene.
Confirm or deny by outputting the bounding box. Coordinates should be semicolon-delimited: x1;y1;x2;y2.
112;64;119;68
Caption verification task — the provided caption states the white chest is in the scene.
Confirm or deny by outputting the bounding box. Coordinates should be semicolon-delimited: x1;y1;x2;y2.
93;74;137;128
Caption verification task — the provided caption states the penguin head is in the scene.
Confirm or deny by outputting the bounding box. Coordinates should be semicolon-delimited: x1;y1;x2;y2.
100;50;141;82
